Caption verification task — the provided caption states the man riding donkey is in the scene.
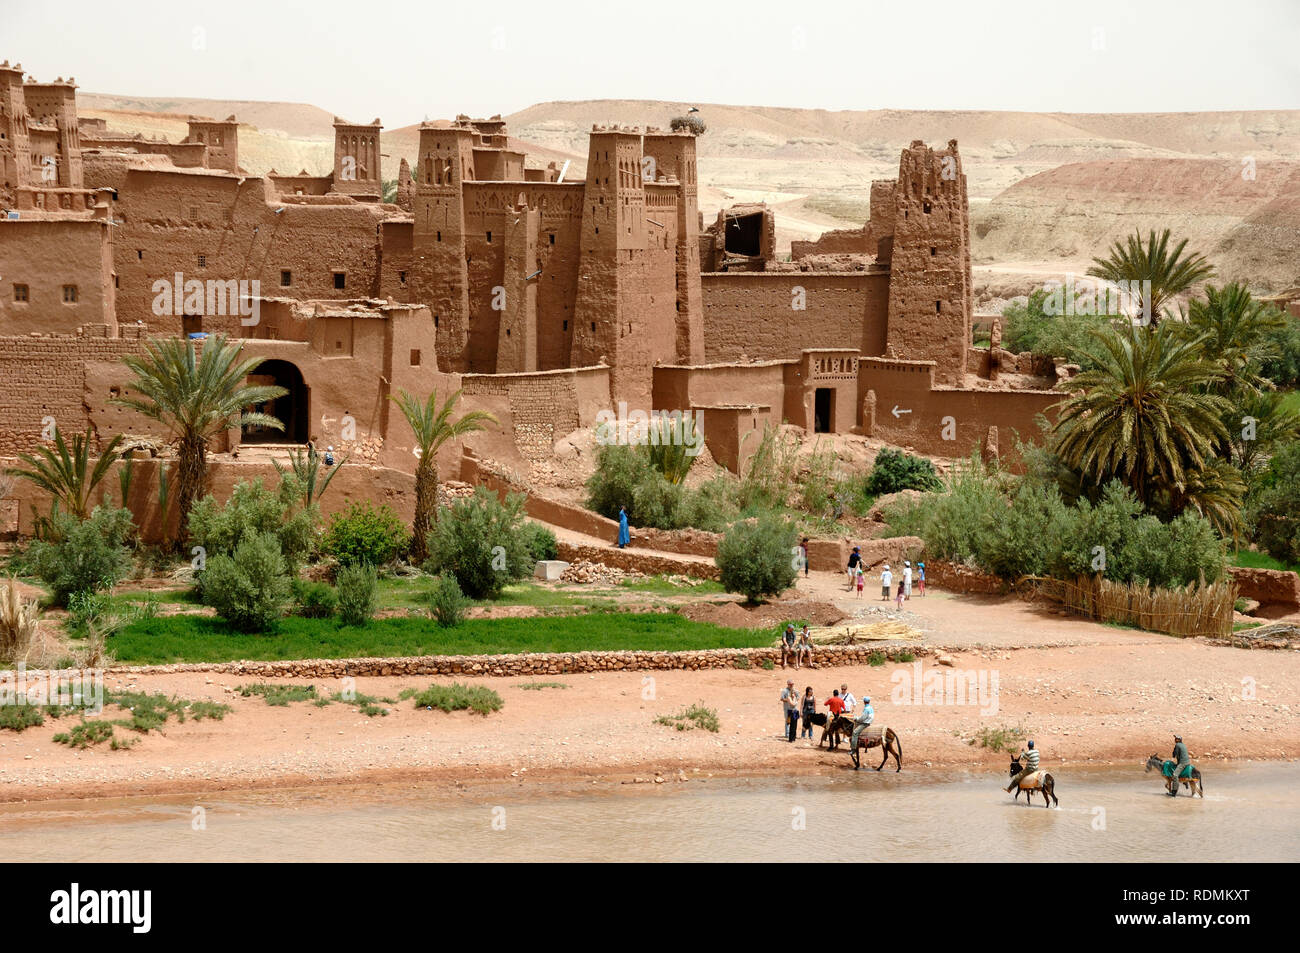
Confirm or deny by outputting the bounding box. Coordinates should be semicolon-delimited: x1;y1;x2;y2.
850;695;875;757
1006;739;1040;793
1167;734;1193;796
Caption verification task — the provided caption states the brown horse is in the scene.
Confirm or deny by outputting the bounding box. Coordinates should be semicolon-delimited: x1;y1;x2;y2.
1145;754;1204;798
824;716;902;771
1008;756;1058;807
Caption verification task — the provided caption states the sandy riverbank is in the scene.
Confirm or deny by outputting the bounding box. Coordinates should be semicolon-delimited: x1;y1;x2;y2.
2;577;1297;804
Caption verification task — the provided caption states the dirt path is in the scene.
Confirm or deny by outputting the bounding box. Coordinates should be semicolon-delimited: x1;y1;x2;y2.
2;573;1295;804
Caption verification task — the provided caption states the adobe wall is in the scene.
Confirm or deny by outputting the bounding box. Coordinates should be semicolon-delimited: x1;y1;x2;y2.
0;218;114;334
0;327;147;454
857;357;1059;459
1227;567;1300;614
790;224;876;260
699;272;889;363
461;365;610;460
82;158;389;332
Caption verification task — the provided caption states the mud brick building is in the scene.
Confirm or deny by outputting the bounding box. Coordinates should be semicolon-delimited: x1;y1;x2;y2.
0;57;1062;535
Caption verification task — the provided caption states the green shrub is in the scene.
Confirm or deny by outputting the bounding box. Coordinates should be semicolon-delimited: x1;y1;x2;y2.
1002;287;1112;369
336;562;379;626
715;513;798;602
404;682;503;715
188;478;319;574
424;488;533;600
291;579;337;619
864;448;942;495
883;462;1225;588
655;702;720;732
584;443;644;520
429;572;470;628
519;521;558;562
24;505;133;606
1248;441;1300;565
322;500;410;567
200;532;291;632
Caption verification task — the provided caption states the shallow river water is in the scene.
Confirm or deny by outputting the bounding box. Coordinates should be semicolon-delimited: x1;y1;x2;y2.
3;762;1296;862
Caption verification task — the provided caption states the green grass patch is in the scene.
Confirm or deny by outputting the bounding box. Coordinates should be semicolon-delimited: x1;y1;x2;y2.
112;612;772;665
53;720;136;750
515;681;569;691
376;577;611;611
969;725;1027;754
867;650;886;666
104;689;230;732
237;683;320;706
1231;549;1300;574
0;704;48;731
401;683;503;715
655;702;720;733
895;650;916;663
1233;621;1264;631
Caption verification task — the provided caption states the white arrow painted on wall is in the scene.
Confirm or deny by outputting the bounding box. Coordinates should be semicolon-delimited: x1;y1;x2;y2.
891;406;912;419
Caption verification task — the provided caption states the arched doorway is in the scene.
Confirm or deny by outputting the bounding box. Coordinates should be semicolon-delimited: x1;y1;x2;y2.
244;359;309;444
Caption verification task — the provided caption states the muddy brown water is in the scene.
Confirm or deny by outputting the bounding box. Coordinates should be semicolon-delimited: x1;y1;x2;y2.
2;763;1296;862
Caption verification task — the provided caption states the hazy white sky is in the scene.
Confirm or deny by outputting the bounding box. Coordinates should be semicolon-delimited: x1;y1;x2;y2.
6;0;1298;128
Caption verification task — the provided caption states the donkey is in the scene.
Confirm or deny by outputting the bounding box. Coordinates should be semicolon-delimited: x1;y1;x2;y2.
1009;755;1058;807
1145;754;1204;798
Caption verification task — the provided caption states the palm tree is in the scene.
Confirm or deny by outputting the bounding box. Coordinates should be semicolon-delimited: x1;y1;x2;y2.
1087;229;1214;327
273;444;348;506
1179;282;1285;394
1051;322;1230;506
389;388;496;562
113;335;287;544
6;428;123;521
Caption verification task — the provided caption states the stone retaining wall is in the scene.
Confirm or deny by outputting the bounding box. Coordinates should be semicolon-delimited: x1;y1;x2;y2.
555;541;718;580
105;643;933;679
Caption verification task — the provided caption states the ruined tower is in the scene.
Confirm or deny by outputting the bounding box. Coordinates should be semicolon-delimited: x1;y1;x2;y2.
642;129;704;364
883;139;972;386
412;123;476;371
0;62;30;204
570;126;677;406
333;117;382;199
186;117;239;173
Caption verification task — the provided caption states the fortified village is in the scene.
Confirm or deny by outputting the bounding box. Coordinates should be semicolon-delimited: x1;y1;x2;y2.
0;59;1063;545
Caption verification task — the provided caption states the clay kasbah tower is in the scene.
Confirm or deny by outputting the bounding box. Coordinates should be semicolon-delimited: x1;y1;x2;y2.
0;1;1290;901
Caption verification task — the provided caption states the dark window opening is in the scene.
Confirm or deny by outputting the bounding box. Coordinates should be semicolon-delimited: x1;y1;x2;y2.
724;212;764;257
930;247;937;256
486;231;492;243
434;314;440;328
399;270;407;285
563;320;568;331
13;284;29;302
136;249;143;260
410;349;421;366
197;254;207;269
62;284;78;303
281;270;292;287
183;314;203;335
923;201;932;214
935;301;942;313
333;272;346;290
549;233;555;244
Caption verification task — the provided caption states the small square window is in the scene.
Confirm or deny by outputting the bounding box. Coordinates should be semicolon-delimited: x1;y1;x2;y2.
13;284;29;302
486;231;492;243
62;284;78;303
930;247;937;256
197;254;207;268
333;272;346;290
549;234;555;245
410;349;421;366
281;270;292;287
923;201;932;214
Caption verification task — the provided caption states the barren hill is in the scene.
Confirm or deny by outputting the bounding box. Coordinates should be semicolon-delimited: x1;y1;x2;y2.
975;158;1300;292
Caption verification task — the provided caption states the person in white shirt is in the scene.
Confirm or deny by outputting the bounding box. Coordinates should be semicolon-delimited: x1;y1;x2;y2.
880;564;893;601
903;561;913;600
839;683;856;715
